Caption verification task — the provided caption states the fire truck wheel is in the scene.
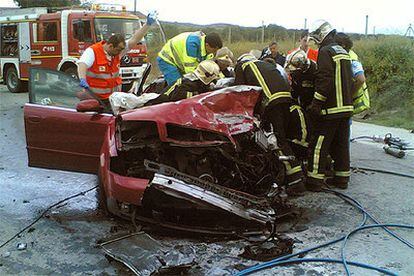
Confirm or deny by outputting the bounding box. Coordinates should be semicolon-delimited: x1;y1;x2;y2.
5;66;27;93
63;66;79;80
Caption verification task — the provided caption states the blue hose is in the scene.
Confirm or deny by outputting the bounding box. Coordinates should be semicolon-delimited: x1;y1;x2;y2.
235;189;414;276
341;224;414;276
236;224;413;276
327;189;414;249
235;189;368;276
239;257;398;276
326;189;414;276
317;190;413;276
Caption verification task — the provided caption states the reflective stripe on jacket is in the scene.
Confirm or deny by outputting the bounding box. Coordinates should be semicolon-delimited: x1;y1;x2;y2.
349;50;370;114
235;60;292;115
86;41;122;100
158;32;208;75
163;76;209;102
314;39;354;119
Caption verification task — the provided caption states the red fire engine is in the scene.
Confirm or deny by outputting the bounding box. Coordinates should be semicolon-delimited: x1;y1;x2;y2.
0;5;148;93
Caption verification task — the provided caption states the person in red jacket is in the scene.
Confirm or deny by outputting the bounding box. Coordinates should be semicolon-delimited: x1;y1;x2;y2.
77;13;156;104
288;30;318;62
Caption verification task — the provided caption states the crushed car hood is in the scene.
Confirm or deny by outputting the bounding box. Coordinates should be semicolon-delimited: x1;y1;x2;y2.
118;86;262;146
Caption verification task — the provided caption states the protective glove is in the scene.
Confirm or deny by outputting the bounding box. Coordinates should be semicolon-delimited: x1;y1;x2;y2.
79;78;89;89
307;100;322;119
146;11;158;26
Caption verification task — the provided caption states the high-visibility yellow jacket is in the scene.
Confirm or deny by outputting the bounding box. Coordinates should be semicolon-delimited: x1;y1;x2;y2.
349;50;370;114
158;31;209;75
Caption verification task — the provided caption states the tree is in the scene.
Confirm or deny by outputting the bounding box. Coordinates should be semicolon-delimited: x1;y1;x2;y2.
14;0;81;8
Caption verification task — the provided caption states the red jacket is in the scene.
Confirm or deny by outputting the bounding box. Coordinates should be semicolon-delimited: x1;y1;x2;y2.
289;47;319;62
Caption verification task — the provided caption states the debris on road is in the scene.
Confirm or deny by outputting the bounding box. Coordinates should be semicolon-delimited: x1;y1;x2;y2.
239;235;294;261
98;232;196;275
1;252;11;258
16;243;27;251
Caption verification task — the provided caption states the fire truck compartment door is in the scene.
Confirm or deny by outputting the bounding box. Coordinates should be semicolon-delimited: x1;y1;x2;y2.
18;22;31;62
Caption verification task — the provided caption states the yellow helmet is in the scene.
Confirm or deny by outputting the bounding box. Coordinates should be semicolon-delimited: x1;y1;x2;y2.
215;47;235;67
193;60;221;85
309;20;334;45
237;53;257;63
285;49;310;72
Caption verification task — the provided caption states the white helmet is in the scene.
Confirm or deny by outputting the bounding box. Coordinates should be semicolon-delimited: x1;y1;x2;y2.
193;60;221;85
285;49;310;72
237;53;257;63
309;19;334;45
215;47;235;67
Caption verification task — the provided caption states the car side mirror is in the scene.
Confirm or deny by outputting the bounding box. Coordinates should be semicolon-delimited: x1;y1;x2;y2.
76;99;103;113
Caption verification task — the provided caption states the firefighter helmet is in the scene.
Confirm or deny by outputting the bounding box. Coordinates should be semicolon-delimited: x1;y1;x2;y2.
193;60;221;85
285;49;310;72
215;47;234;67
237;53;257;63
309;20;334;45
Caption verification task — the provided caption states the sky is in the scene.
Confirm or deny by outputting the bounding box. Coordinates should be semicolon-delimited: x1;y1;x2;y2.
2;0;413;35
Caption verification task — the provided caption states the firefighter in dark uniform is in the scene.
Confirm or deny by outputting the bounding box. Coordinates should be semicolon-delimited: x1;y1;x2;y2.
147;60;220;105
306;20;354;191
234;53;307;196
285;49;317;110
285;49;318;140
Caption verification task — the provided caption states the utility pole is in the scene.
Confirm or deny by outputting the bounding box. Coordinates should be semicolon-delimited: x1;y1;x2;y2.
373;26;376;35
405;24;414;37
304;18;307;29
228;26;231;44
134;0;137;14
365;15;369;36
261;21;265;44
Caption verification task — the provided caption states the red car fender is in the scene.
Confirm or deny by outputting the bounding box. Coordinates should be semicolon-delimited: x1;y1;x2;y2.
98;118;149;206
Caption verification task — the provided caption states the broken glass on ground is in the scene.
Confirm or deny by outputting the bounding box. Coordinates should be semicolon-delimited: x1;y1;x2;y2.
98;232;196;275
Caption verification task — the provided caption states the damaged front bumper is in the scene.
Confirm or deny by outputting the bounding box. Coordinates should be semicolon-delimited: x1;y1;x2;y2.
145;161;276;225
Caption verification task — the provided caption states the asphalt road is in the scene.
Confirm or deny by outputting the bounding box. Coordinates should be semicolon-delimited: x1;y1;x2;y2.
1;84;413;275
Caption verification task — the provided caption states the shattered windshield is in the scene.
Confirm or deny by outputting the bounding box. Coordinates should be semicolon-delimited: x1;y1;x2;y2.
94;18;140;41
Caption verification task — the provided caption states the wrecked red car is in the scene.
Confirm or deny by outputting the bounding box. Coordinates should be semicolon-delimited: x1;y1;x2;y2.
24;68;290;234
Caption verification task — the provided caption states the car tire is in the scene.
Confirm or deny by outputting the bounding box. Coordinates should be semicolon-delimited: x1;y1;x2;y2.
5;66;27;93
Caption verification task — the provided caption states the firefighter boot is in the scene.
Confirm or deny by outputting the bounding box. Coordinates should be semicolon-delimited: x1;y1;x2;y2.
286;179;306;197
305;177;324;192
326;177;348;189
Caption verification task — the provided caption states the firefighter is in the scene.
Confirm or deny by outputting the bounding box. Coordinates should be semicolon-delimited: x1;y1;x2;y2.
334;32;370;115
306;20;354;191
214;47;235;78
285;49;317;111
157;32;223;86
288;30;319;62
146;60;221;105
234;53;307;196
77;13;157;105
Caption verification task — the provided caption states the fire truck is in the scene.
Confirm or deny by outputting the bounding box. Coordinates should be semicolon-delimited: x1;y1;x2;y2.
0;5;149;93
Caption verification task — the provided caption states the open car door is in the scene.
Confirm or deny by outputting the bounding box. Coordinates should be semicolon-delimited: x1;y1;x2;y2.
24;68;114;174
